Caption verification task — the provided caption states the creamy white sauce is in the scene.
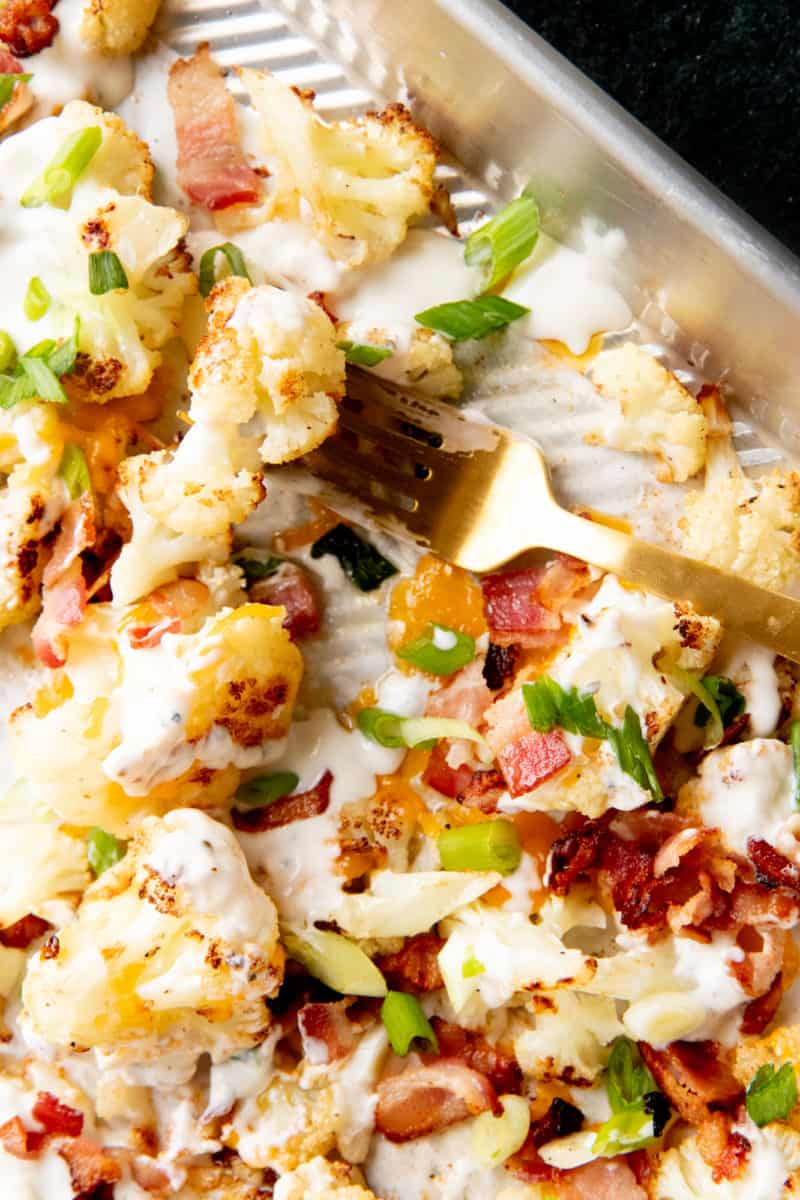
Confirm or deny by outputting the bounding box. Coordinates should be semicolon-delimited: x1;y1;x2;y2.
366;1122;531;1200
503;222;632;353
28;0;133;115
205;1033;280;1121
687;739;797;859
116;43;186;212
332;1024;389;1162
713;635;782;737
189;219;343;296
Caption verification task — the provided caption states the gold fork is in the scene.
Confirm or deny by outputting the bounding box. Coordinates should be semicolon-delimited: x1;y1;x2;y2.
306;368;800;664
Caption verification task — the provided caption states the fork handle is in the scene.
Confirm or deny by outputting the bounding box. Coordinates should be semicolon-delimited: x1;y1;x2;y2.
546;507;800;663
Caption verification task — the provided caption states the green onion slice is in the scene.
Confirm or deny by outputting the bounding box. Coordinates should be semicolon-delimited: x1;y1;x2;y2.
0;73;31;112
58;444;91;499
0;332;17;374
472;1094;531;1165
234;771;299;808
357;708;492;761
461;954;485;978
19;355;66;403
464;194;540;291
234;550;284;584
606;1037;658;1111
21;126;103;209
438;818;521;875
87;826;126;877
336;340;393;367
45;318;80;378
693;674;746;733
415;295;529;342
24;277;50;321
397;622;475;676
310;523;397;592
198;242;252;298
593;1038;670;1157
523;677;607;739
88;250;128;295
606;706;663;802
746;1061;798;1127
380;990;438;1056
282;928;387;998
592;1105;658;1157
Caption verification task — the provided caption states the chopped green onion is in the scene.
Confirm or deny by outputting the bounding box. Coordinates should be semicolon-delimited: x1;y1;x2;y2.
21;126;103;209
0;73;31;112
0;332;17;374
472;1094;531;1165
792;721;800;809
357;708;492;760
693;674;745;734
380;990;438;1055
415;295;529;342
461;954;486;979
87;826;126;877
746;1062;798;1127
397;622;475;676
282;928;387;998
438;818;521;876
19;355;66;403
336;340;393;367
663;663;725;746
310;523;397;592
606;1037;658;1112
592;1106;656;1157
45;318;80;378
606;706;663;803
523;677;607;740
0;373;34;409
88;250;128;295
234;550;284;584
58;444;91;499
24;277;50;321
464;194;540;291
235;771;299;808
198;242;252;297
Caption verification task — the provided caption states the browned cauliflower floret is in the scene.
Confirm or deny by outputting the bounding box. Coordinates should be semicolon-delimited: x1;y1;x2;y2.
273;1158;378;1200
241;69;437;266
680;434;800;590
335;320;462;398
81;0;163;55
588;343;707;482
10;598;303;833
22;809;284;1077
0;100;196;404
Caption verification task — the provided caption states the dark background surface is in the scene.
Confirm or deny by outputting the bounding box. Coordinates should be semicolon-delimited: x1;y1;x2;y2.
504;1;800;258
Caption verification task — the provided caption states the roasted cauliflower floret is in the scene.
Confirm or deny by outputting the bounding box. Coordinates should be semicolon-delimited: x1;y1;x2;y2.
336;320;462;398
0;402;68;632
241;68;437;266
0;100;196;404
680;433;800;590
81;0;163;55
652;1122;800;1198
22;809;284;1076
0;822;90;928
274;1158;378;1200
588;343;707;482
10;599;303;833
226;1072;338;1172
190;277;344;464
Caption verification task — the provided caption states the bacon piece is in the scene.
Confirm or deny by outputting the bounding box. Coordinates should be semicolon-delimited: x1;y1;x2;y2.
425;658;493;726
298;1000;356;1064
558;1159;648;1200
168;44;264;212
32;496;96;668
640;1041;742;1125
0;913;51;948
250;562;321;640
375;1061;497;1142
32;1092;84;1138
376;933;444;994
536;555;592;610
59;1137;121;1194
427;1019;523;1095
127;578;210;649
0;1117;45;1159
741;969;784;1035
696;1111;751;1182
507;1098;584;1183
0;0;59;56
482;641;520;692
458;768;505;814
0;45;33;131
498;729;571;797
748;837;800;895
481;566;560;646
422;742;474;799
232;769;332;832
730;928;787;997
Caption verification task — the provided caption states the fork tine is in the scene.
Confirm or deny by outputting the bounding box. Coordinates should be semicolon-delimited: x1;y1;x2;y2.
306;441;436;541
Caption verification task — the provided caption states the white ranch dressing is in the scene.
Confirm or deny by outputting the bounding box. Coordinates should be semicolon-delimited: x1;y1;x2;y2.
713;635;782;737
27;0;133;115
366;1121;532;1200
188;220;343;296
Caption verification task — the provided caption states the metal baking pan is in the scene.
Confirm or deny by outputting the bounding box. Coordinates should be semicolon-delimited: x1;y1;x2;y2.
164;0;800;460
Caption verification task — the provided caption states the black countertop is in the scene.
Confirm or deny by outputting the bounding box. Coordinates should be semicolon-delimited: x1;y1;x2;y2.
504;1;800;258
